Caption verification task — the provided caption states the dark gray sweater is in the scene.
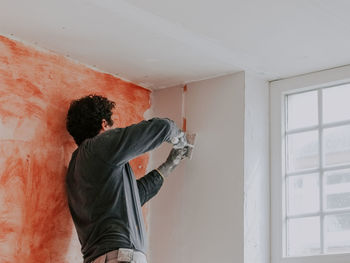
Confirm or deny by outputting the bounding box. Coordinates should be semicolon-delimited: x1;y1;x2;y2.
66;118;178;263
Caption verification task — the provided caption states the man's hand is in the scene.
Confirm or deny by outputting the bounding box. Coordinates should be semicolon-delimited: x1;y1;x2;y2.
157;148;187;178
171;131;188;149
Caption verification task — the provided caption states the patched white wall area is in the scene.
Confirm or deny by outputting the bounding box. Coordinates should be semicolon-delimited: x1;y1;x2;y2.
147;85;185;260
244;74;270;263
150;72;245;263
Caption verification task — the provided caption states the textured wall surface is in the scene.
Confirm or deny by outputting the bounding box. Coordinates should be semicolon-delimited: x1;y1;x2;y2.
0;35;151;263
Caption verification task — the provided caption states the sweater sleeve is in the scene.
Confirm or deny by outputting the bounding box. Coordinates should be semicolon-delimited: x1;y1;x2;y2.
92;118;180;166
137;169;164;206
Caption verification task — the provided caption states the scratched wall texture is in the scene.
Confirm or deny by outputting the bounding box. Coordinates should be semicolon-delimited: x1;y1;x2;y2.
0;35;151;263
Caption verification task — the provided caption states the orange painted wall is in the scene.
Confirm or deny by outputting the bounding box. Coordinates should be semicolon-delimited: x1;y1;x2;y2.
0;35;151;262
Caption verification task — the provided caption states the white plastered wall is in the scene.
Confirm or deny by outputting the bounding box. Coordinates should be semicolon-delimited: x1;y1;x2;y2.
147;84;185;260
149;72;245;263
149;71;270;263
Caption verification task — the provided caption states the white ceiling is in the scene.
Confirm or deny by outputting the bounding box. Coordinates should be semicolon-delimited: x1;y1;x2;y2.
1;0;350;89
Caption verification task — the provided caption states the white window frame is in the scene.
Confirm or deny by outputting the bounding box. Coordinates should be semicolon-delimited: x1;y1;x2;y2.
270;66;350;263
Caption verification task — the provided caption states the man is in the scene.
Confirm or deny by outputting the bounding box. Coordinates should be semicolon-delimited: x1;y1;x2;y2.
65;94;188;263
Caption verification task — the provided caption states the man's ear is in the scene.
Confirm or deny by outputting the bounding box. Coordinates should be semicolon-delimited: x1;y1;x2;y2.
101;119;109;131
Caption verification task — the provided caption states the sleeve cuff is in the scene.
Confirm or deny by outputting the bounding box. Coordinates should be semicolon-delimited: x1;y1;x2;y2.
154;168;165;181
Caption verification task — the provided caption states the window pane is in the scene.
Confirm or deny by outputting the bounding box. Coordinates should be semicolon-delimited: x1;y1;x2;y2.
324;125;350;166
287;131;319;172
323;84;350;124
325;213;350;254
287;91;318;130
287;217;320;256
287;174;319;215
324;169;350;211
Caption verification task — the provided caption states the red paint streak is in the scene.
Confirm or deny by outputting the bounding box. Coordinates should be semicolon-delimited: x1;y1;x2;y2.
0;35;151;262
183;85;187;132
182;117;187;132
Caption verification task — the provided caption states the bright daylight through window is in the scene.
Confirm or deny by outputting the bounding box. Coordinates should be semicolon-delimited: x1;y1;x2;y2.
284;84;350;257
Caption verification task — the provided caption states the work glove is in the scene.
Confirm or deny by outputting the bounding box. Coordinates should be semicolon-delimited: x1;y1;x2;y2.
157;148;187;178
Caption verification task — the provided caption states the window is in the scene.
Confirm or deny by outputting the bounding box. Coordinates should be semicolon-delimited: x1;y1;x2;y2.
271;75;350;263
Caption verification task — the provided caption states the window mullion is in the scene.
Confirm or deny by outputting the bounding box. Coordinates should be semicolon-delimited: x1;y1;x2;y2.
286;125;319;135
286;208;350;220
318;89;325;254
284;95;289;256
286;168;320;177
286;163;350;177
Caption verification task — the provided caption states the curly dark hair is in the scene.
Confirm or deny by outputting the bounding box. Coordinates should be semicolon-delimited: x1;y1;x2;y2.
66;94;116;145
